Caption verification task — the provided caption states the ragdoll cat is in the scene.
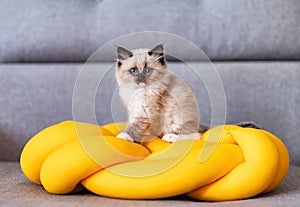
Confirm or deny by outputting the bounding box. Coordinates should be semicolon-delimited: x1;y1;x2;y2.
115;44;207;143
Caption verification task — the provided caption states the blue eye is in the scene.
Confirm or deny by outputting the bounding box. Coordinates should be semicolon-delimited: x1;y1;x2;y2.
129;68;138;75
145;68;153;74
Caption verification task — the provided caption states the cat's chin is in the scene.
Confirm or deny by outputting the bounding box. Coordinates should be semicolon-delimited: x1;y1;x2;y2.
138;82;146;87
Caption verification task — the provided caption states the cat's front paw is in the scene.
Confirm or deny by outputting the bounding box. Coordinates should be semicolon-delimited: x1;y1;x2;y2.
116;132;134;142
162;133;179;143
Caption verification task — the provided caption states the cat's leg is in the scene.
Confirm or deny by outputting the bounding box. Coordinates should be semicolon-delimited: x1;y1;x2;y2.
162;133;179;142
162;117;203;142
116;132;134;142
117;116;151;142
161;121;202;142
162;132;201;142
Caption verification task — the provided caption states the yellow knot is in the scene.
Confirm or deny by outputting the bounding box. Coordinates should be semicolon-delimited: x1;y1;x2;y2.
20;121;289;201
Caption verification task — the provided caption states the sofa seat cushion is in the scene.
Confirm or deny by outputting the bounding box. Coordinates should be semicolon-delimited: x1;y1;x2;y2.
0;161;299;206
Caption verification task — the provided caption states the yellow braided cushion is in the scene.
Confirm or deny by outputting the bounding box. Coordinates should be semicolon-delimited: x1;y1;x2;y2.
20;121;289;201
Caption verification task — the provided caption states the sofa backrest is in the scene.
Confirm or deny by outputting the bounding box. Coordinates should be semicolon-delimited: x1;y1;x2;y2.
0;0;300;62
0;1;299;166
0;63;299;166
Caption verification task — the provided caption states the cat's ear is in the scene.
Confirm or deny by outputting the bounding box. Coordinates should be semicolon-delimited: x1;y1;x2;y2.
149;44;165;65
117;46;133;60
148;44;164;56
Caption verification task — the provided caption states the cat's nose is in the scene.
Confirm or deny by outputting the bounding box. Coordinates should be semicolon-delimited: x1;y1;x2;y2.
138;73;146;82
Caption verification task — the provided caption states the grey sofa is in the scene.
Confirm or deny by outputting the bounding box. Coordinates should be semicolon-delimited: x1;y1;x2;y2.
0;0;299;206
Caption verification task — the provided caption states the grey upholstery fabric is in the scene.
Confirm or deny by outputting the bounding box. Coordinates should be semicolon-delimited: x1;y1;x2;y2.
0;62;299;165
1;0;300;62
0;161;299;206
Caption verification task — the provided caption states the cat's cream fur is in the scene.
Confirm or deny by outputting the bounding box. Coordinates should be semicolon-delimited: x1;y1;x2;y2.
115;45;201;142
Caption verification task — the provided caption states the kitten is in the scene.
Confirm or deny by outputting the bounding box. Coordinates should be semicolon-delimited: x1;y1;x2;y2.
115;44;204;143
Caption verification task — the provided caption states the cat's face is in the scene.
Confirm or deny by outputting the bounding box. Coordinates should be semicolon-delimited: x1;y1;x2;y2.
115;44;168;88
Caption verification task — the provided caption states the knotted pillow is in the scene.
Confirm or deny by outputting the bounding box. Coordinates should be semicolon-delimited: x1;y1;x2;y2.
20;121;289;201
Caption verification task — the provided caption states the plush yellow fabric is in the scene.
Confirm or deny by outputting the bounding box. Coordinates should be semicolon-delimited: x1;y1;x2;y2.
20;121;289;201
